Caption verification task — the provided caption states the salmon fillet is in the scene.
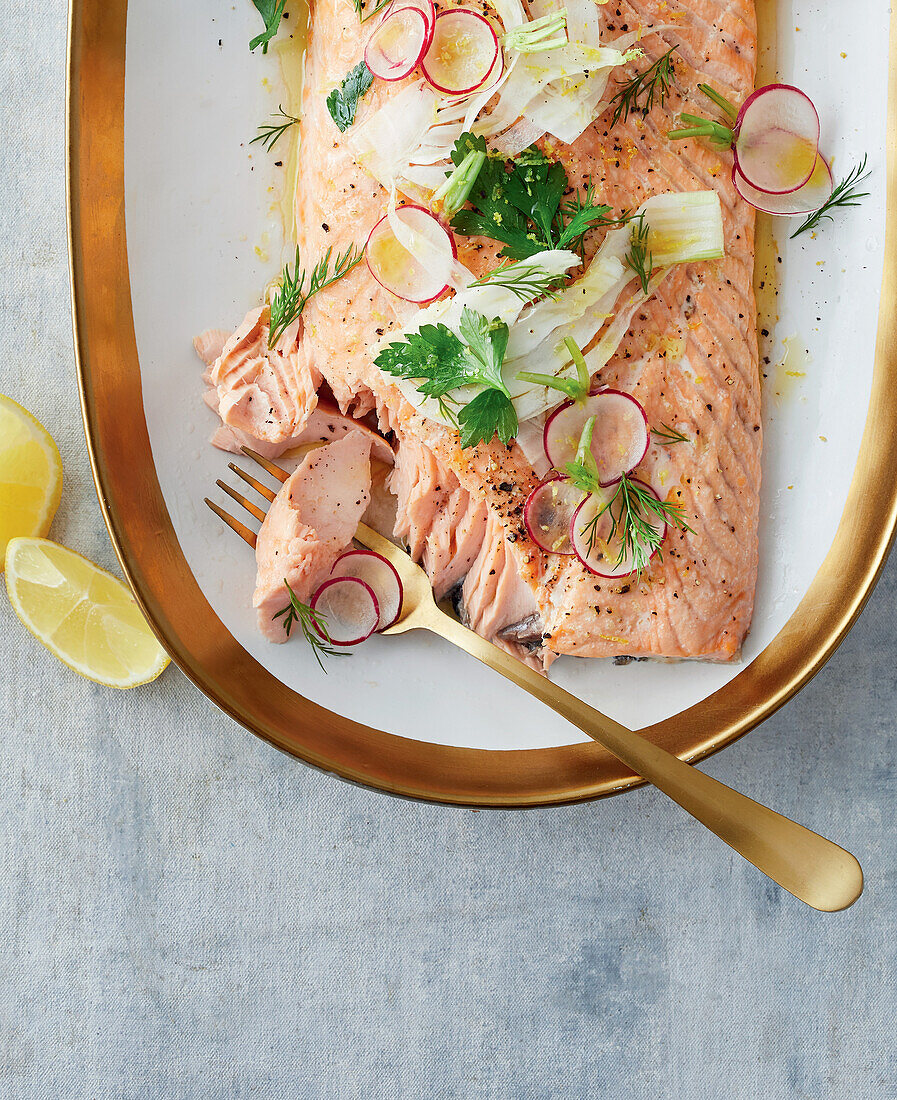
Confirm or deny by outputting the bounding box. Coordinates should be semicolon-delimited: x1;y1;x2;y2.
253;431;372;641
281;0;759;662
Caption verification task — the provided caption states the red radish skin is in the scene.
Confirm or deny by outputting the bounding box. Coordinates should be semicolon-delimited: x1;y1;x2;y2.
331;549;404;630
570;482;666;578
379;0;435;46
732;154;833;215
543;390;649;486
365;205;457;303
733;83;820;195
421;10;500;96
310;576;380;646
523;476;584;555
365;7;430;82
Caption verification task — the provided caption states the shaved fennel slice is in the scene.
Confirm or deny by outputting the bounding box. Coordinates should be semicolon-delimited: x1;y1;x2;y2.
347;80;439;191
641;191;725;264
386;189;472;294
510;191;724;421
529;0;600;49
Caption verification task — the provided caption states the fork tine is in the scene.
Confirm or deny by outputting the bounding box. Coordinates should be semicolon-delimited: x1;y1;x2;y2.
228;463;277;503
241;446;289;483
216;480;267;522
204;498;258;548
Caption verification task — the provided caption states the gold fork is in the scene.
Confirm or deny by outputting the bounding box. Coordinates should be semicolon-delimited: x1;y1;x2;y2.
207;446;863;912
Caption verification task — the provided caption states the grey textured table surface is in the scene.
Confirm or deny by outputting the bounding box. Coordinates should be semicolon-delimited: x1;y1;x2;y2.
2;3;896;1098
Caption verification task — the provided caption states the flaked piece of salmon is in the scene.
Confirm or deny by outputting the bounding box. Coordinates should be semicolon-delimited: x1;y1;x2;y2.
253;431;372;642
197;308;321;458
389;434;488;600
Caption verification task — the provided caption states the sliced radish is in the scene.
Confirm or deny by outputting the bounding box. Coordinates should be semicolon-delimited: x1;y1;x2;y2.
365;7;430;81
543;390;649;486
310;576;380;646
421;10;500;96
733;153;833;215
366;205;456;303
331;549;403;630
379;0;435;44
523;476;584;555
733;84;819;195
571;482;666;578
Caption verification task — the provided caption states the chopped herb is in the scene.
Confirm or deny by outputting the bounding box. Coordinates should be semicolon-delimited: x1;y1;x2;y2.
449;133;623;261
556;184;629;254
790;156;871;239
250;105;300;152
375;306;518;448
517;336;592;403
272;582;346;671
608;46;677;128
326;61;375;133
269;244;363;346
652;423;691;445
667;83;737;146
249;0;286;54
625;212;654;294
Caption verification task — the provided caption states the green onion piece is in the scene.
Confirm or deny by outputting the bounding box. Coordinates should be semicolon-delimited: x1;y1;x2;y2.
431;149;487;219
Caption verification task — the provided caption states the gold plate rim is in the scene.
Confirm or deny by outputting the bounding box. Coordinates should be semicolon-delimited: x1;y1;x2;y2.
67;0;897;807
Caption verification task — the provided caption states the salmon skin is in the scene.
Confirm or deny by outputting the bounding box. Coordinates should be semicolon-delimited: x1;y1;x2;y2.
205;0;759;663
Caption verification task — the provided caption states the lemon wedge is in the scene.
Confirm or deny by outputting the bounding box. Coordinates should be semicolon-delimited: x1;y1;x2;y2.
5;538;169;688
0;394;63;570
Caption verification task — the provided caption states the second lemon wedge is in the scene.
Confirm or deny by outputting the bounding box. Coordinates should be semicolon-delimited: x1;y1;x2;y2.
5;538;169;689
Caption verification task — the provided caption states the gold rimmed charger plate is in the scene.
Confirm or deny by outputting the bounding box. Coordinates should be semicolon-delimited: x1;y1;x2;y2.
67;1;897;806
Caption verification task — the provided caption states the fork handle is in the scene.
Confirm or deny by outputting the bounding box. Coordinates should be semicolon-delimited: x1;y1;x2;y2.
422;607;863;912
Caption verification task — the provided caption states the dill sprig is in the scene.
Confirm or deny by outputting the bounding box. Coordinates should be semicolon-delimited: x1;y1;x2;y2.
272;582;346;671
579;477;693;577
652;423;691;445
608;46;677;128
250;105;300;153
351;0;391;22
471;259;568;302
790;156;871;239
625;213;654;294
566;417;692;577
268;244;363;346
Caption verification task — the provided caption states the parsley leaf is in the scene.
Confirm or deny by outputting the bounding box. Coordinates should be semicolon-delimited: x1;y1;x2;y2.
250;0;286;54
326;61;375;132
449;133;625;260
458;308;509;391
374;307;518;447
459;389;517;449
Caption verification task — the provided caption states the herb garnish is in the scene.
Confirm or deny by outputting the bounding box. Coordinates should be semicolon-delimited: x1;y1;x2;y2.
471;258;568;303
449;134;625;260
625;212;654;294
375;307;518;448
269;244;364;346
517;336;592;402
326;61;375;133
249;0;286;54
608;46;677;128
652;423;691;445
272;581;345;671
250;105;300;152
351;0;391;22
566;417;692;576
790;156;871;239
667;84;738;146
